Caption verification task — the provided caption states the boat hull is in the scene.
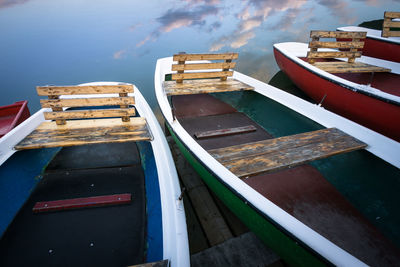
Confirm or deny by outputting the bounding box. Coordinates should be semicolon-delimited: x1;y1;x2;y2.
363;37;400;63
165;122;326;267
273;46;400;142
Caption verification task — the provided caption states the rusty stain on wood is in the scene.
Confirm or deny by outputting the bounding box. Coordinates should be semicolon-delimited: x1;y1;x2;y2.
15;118;152;150
195;125;257;139
209;128;366;178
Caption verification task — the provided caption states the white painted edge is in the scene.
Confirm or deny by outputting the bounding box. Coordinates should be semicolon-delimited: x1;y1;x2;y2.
273;42;400;104
0;82;190;267
155;56;400;267
337;26;400;44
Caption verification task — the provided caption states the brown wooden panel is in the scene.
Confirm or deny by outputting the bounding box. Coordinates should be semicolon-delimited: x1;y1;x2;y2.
172;62;236;71
14;117;152;150
382;31;400;37
383;20;400;28
312;62;391;73
173;53;238;61
307;51;362;59
308;41;364;49
163;78;254;96
40;97;135;108
171;71;233;80
310;31;366;39
208;128;366;177
44;108;136;120
37;85;134;96
385;11;400;19
195;125;256;139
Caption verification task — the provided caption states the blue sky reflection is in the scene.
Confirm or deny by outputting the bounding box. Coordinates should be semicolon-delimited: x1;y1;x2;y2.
0;0;399;112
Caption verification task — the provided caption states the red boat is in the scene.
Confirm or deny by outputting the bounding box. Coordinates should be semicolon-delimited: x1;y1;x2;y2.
0;101;30;138
273;38;400;142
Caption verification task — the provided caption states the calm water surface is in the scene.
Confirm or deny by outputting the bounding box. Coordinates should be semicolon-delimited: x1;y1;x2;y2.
1;0;399;113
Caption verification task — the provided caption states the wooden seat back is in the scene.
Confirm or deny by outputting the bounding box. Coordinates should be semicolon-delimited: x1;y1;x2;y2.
37;84;135;125
382;11;400;37
171;53;238;83
307;31;367;64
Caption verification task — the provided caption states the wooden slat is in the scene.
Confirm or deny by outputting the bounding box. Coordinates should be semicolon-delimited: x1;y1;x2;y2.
44;108;136;120
173;53;238;61
308;41;364;49
310;31;366;39
385;11;400;19
383;31;400;37
163;78;254;96
37;85;134;96
312;62;391;73
40;97;135;108
14;117;152;150
172;62;236;71
208;128;366;177
383;20;400;28
307;51;362;59
171;71;233;80
195;125;256;139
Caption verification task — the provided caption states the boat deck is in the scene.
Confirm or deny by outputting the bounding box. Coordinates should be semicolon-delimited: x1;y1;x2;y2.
0;142;147;267
171;92;400;266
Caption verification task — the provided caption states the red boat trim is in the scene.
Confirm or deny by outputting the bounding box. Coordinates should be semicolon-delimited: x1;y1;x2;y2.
273;45;400;107
32;193;132;213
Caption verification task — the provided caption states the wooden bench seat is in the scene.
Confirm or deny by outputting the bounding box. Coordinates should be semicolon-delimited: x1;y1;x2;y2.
208;128;366;178
382;11;400;37
15;84;152;150
163;53;254;96
307;31;391;73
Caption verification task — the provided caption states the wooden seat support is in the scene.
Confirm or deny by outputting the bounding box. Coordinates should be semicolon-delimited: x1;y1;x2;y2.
382;11;400;38
15;84;152;150
307;31;391;73
163;52;254;96
209;128;366;178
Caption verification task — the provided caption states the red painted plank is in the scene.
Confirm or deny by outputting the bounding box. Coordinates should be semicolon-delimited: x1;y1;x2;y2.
33;193;131;213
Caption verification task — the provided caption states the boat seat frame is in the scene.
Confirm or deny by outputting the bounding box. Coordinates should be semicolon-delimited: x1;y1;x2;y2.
208;128;366;178
382;11;400;38
15;84;152;150
307;31;391;73
163;52;254;96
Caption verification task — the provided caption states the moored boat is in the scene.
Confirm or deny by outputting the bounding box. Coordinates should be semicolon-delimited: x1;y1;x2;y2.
273;30;400;142
0;82;189;267
0;100;30;138
155;53;400;266
338;11;400;62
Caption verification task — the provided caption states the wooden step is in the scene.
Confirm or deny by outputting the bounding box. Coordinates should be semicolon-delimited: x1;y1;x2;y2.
209;128;366;178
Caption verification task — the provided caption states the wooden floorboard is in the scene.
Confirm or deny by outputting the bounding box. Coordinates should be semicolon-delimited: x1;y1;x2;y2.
209;128;366;177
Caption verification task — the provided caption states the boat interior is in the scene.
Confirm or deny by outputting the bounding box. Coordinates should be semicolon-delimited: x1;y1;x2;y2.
0;85;162;266
164;52;400;266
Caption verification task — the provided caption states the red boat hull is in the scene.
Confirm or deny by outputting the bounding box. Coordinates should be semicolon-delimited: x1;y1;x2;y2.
0;101;30;138
273;47;400;142
363;37;400;63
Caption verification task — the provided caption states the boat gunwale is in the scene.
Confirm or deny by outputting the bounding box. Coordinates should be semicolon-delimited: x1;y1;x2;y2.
155;56;400;266
273;42;400;106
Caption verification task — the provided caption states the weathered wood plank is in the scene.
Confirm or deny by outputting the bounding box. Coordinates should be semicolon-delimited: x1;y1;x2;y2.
173;53;238;61
312;61;391;73
128;259;169;267
382;31;400;37
195;125;256;139
310;31;366;39
385;11;400;19
172;62;236;71
171;71;233;80
307;51;362;59
383;20;400;28
14;118;151;150
308;41;364;49
209;128;366;177
164;78;254;96
44;108;136;120
37;85;134;96
40;97;135;108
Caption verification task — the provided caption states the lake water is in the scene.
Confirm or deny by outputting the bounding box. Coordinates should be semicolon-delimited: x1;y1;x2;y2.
1;0;399;113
